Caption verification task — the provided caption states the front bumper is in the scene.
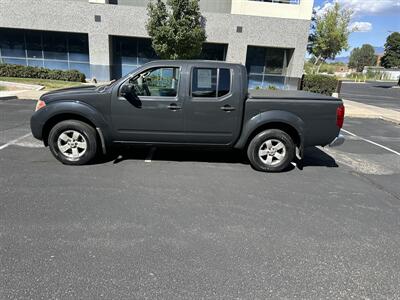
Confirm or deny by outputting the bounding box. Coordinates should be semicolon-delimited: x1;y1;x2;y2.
329;134;345;147
30;110;45;141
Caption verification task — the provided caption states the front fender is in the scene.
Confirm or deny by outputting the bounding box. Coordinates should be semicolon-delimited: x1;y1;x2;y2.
30;100;110;144
234;110;305;149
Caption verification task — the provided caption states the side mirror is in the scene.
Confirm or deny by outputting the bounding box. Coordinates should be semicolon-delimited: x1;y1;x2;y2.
120;84;133;97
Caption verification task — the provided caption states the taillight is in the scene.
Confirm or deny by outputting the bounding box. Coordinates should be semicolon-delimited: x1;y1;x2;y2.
35;100;46;111
336;105;345;128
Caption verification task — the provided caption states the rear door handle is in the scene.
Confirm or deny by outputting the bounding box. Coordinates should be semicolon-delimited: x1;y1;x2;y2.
220;105;236;112
168;103;182;110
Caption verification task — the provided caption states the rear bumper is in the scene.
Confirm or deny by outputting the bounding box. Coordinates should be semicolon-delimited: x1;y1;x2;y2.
329;134;345;147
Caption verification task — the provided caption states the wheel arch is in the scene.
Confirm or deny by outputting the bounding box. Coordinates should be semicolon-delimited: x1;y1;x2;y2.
234;110;305;152
245;122;301;150
42;113;97;146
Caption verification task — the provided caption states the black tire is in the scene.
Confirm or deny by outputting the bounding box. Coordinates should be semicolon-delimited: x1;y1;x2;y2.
247;129;295;172
48;120;98;165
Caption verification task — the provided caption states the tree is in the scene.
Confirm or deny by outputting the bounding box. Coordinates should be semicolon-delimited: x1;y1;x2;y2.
349;44;376;72
381;32;400;68
146;0;207;60
308;3;352;73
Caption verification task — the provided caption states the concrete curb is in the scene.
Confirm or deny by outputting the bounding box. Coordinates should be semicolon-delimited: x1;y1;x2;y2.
0;95;18;101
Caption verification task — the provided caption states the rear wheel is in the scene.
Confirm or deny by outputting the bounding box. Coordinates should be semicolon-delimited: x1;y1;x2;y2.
247;129;295;172
48;120;98;165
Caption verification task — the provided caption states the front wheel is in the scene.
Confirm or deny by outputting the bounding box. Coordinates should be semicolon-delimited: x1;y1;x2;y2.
48;120;98;165
247;129;295;172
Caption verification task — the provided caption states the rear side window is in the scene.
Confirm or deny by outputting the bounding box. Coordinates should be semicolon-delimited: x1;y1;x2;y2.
218;68;231;97
192;68;231;98
192;68;217;97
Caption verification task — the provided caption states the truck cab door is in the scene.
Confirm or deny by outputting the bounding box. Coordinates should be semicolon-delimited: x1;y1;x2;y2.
184;67;242;145
111;66;185;143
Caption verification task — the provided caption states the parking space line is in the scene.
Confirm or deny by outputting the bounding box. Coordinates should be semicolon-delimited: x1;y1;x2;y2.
0;133;32;150
342;129;400;156
145;147;156;163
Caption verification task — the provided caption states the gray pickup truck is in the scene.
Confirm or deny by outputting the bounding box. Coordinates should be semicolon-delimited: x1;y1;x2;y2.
31;60;345;172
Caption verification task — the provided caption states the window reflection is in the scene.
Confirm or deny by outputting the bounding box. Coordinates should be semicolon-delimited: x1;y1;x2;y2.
43;32;68;60
246;46;292;89
111;36;228;79
0;28;90;78
68;33;89;62
0;29;25;57
26;31;43;59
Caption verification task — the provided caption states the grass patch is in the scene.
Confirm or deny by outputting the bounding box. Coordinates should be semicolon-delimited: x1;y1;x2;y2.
0;77;84;90
0;86;6;91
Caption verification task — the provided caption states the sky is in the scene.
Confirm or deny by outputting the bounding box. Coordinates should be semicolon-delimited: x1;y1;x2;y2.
313;0;400;57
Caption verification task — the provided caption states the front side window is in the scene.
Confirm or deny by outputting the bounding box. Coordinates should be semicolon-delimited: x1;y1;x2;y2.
192;68;231;98
128;67;180;97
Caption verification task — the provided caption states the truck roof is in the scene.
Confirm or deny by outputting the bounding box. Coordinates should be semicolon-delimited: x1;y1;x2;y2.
142;60;244;68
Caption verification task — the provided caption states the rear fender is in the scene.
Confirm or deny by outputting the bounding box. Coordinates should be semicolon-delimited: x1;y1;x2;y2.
234;110;305;152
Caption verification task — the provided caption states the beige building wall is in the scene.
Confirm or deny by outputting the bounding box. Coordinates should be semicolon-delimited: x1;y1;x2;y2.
231;0;314;20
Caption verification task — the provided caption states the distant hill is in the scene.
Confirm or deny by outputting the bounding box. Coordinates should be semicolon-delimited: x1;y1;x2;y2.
374;47;385;55
326;46;384;65
326;56;349;64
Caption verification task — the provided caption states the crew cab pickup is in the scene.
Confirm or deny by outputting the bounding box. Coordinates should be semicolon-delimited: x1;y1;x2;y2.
31;60;345;172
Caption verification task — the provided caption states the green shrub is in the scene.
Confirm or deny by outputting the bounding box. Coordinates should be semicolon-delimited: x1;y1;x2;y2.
301;74;338;96
0;63;86;82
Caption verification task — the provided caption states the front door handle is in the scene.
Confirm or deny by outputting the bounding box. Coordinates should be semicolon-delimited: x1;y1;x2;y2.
168;103;182;110
220;105;236;112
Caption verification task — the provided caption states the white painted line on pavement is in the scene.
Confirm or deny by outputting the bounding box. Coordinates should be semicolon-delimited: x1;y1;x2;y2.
0;133;32;150
342;129;400;156
145;147;156;163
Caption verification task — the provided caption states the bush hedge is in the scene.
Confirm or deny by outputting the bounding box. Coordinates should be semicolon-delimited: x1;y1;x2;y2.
301;74;338;96
0;63;86;82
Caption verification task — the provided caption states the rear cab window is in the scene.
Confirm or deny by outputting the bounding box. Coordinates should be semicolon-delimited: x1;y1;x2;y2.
191;67;231;99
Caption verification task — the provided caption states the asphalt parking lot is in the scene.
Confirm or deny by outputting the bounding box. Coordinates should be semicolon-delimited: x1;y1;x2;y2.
340;81;400;112
1;99;400;298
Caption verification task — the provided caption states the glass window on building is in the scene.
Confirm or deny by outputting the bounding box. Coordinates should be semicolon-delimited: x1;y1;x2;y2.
111;36;158;79
250;0;300;4
68;33;89;62
111;35;228;79
0;29;26;58
43;31;68;60
138;39;158;65
246;46;293;89
26;30;43;59
199;43;228;61
0;28;90;78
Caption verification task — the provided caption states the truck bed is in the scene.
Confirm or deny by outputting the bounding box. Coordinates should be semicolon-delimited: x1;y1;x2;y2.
243;89;343;148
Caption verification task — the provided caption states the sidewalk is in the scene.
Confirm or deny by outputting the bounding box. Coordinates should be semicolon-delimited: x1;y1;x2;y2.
344;99;400;124
0;81;46;101
0;90;46;100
